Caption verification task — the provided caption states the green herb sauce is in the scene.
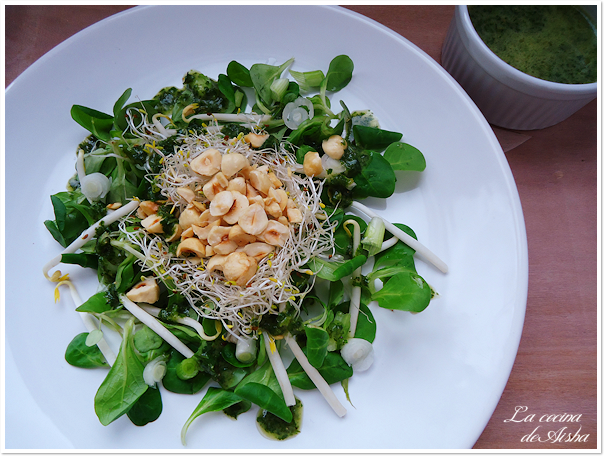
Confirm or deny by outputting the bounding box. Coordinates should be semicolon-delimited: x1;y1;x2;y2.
256;398;303;441
469;6;597;84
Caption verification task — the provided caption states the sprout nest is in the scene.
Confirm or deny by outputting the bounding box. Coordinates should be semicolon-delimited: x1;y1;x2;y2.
119;108;335;339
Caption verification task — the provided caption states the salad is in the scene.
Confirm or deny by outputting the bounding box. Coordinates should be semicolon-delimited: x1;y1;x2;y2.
43;55;447;444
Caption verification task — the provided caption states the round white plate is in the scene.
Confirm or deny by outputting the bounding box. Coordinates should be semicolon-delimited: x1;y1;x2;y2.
4;5;528;450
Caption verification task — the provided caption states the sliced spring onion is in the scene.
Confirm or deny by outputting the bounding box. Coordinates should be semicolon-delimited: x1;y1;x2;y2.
317;154;345;179
270;77;290;102
77;150;111;203
361;217;385;257
289;69;325;92
81;173;112;201
143;355;168;387
341;338;374;372
282;97;314;130
236;336;257;364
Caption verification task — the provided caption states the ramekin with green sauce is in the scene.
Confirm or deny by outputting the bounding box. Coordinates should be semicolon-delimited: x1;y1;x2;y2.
441;5;597;130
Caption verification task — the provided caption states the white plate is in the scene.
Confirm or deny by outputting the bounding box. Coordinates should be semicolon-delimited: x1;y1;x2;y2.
4;5;528;450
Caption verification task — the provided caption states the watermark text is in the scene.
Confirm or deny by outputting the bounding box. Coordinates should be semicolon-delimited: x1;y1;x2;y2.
504;406;589;443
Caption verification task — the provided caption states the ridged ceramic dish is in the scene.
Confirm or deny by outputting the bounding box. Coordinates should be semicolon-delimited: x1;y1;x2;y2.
442;5;597;130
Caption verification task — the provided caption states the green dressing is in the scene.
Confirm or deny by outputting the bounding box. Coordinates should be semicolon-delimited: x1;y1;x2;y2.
469;6;597;84
256;398;303;441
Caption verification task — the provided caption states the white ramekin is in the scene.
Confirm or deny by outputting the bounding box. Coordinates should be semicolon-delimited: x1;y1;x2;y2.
441;5;598;130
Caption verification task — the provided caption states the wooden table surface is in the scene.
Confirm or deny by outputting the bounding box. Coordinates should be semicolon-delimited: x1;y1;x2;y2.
5;5;598;450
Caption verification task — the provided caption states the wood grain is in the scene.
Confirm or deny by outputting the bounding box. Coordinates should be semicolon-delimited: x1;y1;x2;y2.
5;5;598;450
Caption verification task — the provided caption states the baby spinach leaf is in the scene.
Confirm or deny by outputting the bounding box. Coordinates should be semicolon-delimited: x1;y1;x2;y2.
108;160;139;204
324;55;354;92
112;88;133;119
181;387;243;444
69;200;106;226
287;351;353;390
353;125;402;150
352;153;396;199
223;400;252;419
305;257;341;281
309;93;332;116
127;386;162;426
163;350;210;395
369;262;417;288
202;317;219;338
140;343;170;365
75;292;112;314
70;105;114;142
234;383;292;422
234;361;290;421
133;325;164;353
44;219;66;246
304;326;330;368
163;322;202;346
328;280;344;309
237;358;272;390
371;272;432;312
375;230;416;263
372;223;418;275
306;254;366;282
216;364;248;390
353;302;377;342
61;252;98;269
48;193;91;247
250;57;294;105
83;151;112;175
217;74;236;104
334;302;376;343
332;255;367;280
114;255;142;293
227;60;253;87
286;116;325;145
65;332;108;368
383;142;426;171
94;318;148;425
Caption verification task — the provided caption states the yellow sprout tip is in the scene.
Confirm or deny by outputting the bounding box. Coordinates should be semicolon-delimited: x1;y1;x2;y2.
269;337;277;354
